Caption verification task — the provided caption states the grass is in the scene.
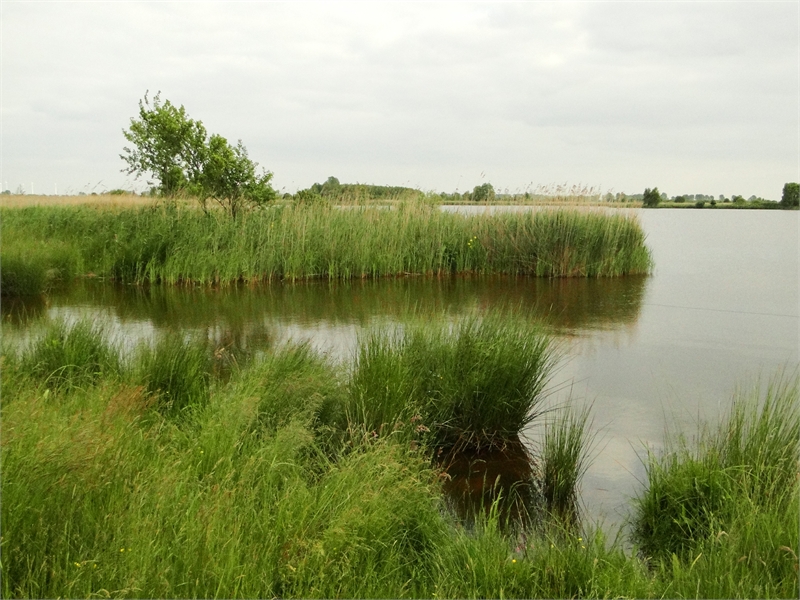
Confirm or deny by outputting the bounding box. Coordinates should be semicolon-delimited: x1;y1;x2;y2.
3;314;796;598
630;373;800;597
347;315;558;452
8;318;121;391
134;332;214;417
1;201;652;296
540;403;595;527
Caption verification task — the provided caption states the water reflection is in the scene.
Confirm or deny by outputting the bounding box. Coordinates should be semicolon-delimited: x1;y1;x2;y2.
439;438;541;530
3;274;647;335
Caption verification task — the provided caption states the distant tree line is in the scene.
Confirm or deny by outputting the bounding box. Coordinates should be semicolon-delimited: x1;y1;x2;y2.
641;184;799;209
292;177;424;203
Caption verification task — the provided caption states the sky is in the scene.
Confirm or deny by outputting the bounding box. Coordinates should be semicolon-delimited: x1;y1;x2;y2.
2;1;798;198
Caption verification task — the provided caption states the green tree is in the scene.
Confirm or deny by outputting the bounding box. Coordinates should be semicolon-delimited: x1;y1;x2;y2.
781;182;799;208
642;187;661;207
472;183;495;203
121;91;275;217
121;92;207;196
198;135;276;219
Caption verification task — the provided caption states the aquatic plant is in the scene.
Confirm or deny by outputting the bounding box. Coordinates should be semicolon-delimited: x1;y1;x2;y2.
348;315;558;452
134;332;212;416
0;201;653;295
540;403;594;527
16;318;120;390
631;373;800;562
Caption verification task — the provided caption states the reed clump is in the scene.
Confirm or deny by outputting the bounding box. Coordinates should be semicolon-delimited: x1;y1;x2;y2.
631;373;800;596
541;404;595;527
134;332;213;417
348;315;558;453
1;202;652;295
12;318;121;390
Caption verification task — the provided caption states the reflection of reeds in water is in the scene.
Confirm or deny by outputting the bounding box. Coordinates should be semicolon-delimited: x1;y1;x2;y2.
439;437;542;531
2;273;648;334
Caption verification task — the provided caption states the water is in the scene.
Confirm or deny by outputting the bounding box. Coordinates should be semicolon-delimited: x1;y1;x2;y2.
4;208;797;529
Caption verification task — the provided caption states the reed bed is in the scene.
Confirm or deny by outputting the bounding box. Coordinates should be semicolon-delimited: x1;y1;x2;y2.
1;201;652;295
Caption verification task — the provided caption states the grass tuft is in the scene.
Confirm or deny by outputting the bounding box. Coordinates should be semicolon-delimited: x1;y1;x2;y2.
134;332;212;417
631;372;800;563
16;318;120;390
348;315;558;452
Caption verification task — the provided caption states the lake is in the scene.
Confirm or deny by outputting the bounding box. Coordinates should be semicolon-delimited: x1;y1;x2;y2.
4;208;797;528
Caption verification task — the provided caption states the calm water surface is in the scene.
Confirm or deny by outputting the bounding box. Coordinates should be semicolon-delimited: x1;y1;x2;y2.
4;209;797;528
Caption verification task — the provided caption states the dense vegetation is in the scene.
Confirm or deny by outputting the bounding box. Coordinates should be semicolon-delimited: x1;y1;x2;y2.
0;201;652;298
2;315;797;598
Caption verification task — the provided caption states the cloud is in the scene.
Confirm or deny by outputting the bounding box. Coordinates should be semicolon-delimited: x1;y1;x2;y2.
2;2;797;197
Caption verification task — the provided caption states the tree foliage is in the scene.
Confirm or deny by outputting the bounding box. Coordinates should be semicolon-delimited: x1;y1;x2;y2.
121;91;276;217
781;182;799;208
642;187;661;208
472;183;495;203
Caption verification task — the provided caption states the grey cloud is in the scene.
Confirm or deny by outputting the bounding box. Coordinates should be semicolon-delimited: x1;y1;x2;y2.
2;2;796;197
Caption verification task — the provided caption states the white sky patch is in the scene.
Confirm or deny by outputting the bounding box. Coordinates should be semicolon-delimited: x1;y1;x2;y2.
2;1;797;198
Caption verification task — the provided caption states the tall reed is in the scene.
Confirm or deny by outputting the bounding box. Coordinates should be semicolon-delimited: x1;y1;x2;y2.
631;373;800;563
348;315;558;452
540;403;595;527
1;202;652;294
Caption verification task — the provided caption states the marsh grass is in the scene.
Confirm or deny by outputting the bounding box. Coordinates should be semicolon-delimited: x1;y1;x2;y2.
631;373;800;568
2;319;797;598
134;332;213;417
541;403;595;527
348;315;558;452
14;318;120;390
1;201;652;295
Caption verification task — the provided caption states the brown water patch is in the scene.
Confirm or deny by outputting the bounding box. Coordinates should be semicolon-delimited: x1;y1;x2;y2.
438;437;541;529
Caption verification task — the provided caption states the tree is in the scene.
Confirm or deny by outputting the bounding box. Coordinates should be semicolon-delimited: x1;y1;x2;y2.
472;183;495;203
642;187;661;207
197;135;276;219
781;183;799;208
121;91;276;217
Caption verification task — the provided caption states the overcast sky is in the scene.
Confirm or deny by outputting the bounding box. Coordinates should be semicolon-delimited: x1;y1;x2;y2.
2;1;798;198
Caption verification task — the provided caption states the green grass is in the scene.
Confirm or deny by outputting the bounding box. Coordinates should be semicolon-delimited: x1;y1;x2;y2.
9;318;121;391
134;332;214;417
540;403;595;527
0;201;652;295
347;315;558;452
2;315;796;598
630;373;800;597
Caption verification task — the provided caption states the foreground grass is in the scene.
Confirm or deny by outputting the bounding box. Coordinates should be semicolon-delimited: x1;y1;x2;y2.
1;201;652;297
2;317;797;598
